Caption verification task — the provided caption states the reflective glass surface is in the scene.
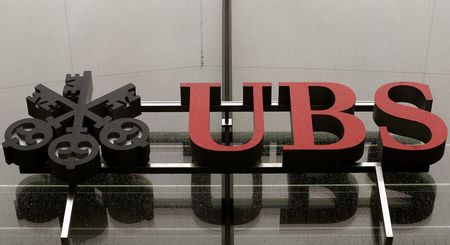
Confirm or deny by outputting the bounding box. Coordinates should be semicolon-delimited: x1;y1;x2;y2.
1;1;450;244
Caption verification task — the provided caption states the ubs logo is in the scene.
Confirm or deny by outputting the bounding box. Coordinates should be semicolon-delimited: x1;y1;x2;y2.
3;71;149;184
2;71;448;184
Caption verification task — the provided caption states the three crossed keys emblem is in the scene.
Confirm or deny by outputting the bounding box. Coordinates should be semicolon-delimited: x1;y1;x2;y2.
2;71;150;184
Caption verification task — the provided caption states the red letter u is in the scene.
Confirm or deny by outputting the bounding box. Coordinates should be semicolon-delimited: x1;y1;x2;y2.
181;82;270;168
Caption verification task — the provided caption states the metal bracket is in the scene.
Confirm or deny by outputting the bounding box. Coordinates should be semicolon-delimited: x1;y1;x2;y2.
375;164;394;244
56;165;395;244
61;185;76;245
221;118;233;127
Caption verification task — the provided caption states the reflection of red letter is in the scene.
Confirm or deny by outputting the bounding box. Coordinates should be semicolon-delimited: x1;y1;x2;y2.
279;82;366;167
181;82;271;167
373;82;447;167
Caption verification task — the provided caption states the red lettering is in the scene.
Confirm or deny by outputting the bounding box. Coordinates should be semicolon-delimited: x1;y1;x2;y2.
180;82;270;167
373;82;447;167
279;82;366;167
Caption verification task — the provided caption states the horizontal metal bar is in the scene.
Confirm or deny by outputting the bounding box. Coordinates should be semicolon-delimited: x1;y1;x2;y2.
20;161;428;175
355;101;376;112
141;101;185;112
141;100;375;112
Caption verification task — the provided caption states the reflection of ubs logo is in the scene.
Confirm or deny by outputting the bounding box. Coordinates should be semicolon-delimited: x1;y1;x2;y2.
2;71;448;184
15;174;153;239
15;172;436;237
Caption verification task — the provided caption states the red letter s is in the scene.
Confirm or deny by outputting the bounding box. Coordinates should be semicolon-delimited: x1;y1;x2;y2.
373;82;447;168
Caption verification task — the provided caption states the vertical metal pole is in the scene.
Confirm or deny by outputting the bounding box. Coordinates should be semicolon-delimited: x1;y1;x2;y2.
375;164;394;244
61;185;77;245
222;0;232;103
221;0;233;245
221;0;233;143
221;171;234;245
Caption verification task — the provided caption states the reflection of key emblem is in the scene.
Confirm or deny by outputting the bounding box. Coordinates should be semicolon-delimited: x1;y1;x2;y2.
2;71;149;184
